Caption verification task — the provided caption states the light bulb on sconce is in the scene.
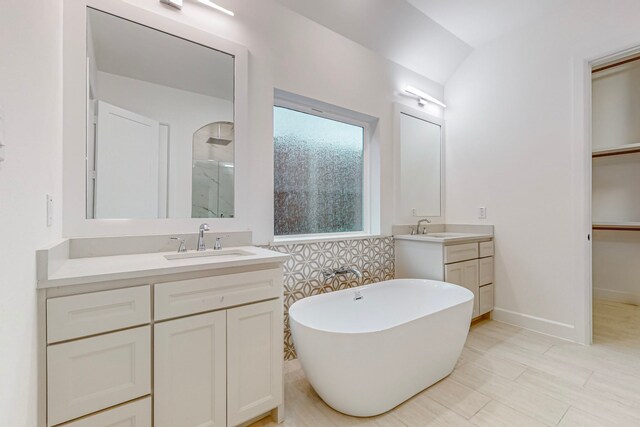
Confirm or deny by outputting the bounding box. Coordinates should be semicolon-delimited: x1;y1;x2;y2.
404;85;447;108
160;0;235;16
197;0;234;16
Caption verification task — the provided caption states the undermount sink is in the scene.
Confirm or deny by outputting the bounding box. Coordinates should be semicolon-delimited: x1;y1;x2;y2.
424;232;469;238
164;249;254;260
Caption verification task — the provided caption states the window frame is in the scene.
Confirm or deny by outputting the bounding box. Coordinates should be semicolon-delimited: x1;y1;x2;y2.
273;97;372;242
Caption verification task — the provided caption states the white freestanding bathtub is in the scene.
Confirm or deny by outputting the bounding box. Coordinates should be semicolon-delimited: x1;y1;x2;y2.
288;279;473;417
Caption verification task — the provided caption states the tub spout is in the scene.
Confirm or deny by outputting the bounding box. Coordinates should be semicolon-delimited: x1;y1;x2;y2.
321;266;363;280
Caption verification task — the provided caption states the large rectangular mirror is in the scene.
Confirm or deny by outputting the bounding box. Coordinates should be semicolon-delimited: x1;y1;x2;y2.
394;104;444;221
86;8;234;219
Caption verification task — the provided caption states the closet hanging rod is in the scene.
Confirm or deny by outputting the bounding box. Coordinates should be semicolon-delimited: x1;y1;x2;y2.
592;55;640;73
593;223;640;231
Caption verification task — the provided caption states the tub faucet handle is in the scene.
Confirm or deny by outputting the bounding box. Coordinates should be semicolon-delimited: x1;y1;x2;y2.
321;268;336;280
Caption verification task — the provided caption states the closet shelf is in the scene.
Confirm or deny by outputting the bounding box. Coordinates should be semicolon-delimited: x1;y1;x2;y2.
592;142;640;158
592;222;640;231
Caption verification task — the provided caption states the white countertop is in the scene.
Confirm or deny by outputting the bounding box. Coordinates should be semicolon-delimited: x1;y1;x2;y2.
38;246;289;288
394;232;493;244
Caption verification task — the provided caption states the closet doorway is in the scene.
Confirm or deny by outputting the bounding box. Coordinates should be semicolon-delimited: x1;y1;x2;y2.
591;51;640;348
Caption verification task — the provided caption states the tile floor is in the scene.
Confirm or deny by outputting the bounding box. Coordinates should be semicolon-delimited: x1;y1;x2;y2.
250;300;640;426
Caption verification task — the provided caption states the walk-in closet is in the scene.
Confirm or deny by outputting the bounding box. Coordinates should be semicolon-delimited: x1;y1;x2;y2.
592;53;640;345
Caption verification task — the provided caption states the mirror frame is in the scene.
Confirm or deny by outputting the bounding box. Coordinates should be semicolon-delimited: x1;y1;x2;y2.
393;102;445;225
63;0;248;236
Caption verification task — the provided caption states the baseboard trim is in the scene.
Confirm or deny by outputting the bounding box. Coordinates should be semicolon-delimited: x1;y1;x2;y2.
492;308;575;341
594;288;640;305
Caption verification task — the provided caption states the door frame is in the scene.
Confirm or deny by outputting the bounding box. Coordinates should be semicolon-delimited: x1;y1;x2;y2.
575;44;640;345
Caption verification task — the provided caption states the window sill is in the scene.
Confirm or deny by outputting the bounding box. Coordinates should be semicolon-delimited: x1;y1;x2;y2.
270;233;387;246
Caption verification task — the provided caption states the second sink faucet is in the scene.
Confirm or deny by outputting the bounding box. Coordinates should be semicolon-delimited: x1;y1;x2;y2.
416;218;431;235
197;223;210;251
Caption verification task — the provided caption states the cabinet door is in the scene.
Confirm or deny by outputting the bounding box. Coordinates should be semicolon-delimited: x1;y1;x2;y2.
154;311;226;427
479;257;494;286
445;260;479;318
227;299;284;426
479;284;494;316
47;326;151;426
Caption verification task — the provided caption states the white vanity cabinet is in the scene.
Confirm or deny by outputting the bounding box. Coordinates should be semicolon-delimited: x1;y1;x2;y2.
41;264;285;427
445;259;480;316
395;236;495;319
154;311;227;427
153;270;284;427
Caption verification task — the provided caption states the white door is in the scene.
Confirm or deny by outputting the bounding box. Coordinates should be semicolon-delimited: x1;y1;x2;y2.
446;260;480;317
154;311;226;427
95;101;160;218
227;299;284;426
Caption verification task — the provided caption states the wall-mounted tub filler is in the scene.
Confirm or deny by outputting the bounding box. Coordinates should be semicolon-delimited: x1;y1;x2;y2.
321;266;363;280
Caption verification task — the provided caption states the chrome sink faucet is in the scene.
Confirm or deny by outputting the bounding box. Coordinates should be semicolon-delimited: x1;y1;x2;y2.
197;223;210;251
170;237;187;253
416;218;431;235
213;235;230;250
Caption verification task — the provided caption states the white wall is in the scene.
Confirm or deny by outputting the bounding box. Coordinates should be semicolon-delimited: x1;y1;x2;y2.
0;1;63;425
97;71;233;217
444;0;640;342
101;0;444;243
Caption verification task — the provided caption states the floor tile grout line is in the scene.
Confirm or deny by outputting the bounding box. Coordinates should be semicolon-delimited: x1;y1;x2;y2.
555;405;570;427
466;397;492;420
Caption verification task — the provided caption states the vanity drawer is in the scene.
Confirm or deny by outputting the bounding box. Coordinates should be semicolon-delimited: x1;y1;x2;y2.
479;241;494;258
47;326;151;426
479;284;494;315
47;286;151;343
444;242;478;264
154;268;283;320
59;397;151;427
479;257;494;286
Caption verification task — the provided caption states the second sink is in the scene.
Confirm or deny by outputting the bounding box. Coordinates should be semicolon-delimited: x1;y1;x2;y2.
164;249;253;260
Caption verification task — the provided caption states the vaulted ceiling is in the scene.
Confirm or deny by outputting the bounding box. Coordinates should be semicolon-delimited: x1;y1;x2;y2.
275;0;566;84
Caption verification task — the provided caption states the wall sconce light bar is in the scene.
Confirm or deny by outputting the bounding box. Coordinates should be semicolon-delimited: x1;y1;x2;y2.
405;85;447;108
160;0;235;17
197;0;235;16
160;0;183;9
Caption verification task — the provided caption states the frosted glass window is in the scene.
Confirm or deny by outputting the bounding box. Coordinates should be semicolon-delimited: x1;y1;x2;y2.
274;106;364;236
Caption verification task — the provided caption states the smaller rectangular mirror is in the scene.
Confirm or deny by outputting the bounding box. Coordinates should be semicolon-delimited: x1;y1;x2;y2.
398;111;442;218
85;8;235;220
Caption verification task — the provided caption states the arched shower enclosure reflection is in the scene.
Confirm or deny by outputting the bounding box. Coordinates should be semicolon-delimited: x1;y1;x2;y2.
191;121;234;218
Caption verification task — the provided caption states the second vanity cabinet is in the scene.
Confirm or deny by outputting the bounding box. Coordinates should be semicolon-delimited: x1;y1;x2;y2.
395;236;495;319
43;264;285;427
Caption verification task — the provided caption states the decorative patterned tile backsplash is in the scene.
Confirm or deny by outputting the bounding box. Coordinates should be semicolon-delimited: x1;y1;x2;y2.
266;237;394;359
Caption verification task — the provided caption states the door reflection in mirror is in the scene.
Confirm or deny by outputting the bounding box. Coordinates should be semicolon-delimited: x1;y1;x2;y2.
85;7;234;219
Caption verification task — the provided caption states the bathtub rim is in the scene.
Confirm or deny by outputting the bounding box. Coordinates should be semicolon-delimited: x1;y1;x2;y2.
288;278;474;335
